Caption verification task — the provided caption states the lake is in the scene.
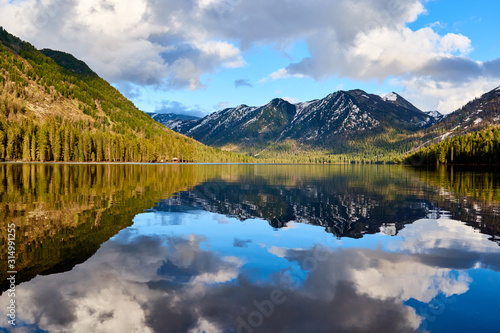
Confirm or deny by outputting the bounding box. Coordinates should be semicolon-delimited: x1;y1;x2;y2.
1;163;500;333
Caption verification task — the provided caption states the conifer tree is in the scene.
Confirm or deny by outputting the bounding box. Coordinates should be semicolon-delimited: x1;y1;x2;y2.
22;133;31;161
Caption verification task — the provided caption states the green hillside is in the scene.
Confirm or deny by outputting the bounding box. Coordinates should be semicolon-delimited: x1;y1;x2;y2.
404;126;500;166
0;28;252;163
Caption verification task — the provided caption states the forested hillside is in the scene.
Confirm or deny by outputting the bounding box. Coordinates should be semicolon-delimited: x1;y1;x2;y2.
404;126;500;166
0;28;252;163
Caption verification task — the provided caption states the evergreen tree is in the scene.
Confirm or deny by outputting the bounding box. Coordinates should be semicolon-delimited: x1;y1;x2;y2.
63;128;71;162
22;132;31;161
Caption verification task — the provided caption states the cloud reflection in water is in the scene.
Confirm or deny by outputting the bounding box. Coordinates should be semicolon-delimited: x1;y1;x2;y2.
2;211;500;333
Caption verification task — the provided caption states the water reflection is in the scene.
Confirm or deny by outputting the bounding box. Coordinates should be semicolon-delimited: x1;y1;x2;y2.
1;164;500;332
153;166;500;240
0;163;210;292
3;211;500;332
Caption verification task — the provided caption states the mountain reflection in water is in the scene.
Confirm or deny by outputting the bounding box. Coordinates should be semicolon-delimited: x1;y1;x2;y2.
1;164;499;333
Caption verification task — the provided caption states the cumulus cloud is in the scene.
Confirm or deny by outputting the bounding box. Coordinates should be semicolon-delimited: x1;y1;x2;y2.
1;0;499;111
1;234;243;333
388;218;500;258
0;0;245;89
3;212;500;332
397;76;500;112
283;245;472;305
282;96;300;104
258;68;305;83
1;233;423;333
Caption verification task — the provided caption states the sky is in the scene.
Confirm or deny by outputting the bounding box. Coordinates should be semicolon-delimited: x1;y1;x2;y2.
1;0;499;116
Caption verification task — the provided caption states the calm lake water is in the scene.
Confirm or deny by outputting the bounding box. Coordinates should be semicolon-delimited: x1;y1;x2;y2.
1;163;500;333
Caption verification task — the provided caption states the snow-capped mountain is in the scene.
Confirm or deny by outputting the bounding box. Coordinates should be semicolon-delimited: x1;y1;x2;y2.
424;110;445;122
382;92;421;114
150;179;436;239
447;85;500;131
164;89;437;153
418;85;500;145
149;175;496;239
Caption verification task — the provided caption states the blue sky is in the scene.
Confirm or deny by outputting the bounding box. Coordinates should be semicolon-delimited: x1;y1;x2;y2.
1;0;499;115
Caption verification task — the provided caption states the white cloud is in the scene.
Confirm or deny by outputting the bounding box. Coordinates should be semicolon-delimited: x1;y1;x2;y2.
286;26;476;82
438;33;472;54
0;0;499;111
214;101;229;110
0;0;245;89
2;213;499;332
388;217;500;255
282;96;300;104
351;258;471;303
0;234;243;333
271;69;304;80
194;40;246;69
286;244;473;305
258;68;305;83
398;76;500;112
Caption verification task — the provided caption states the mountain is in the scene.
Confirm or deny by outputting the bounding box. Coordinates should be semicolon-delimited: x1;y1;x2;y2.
146;112;200;130
153;178;435;238
401;85;500;158
424;110;445;122
171;98;297;151
402;85;500;165
405;125;500;166
149;166;499;239
165;89;438;155
40;48;97;77
0;28;251;163
418;86;500;145
382;92;421;114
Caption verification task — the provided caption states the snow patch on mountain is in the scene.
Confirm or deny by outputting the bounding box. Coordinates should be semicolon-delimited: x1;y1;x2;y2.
440;132;452;140
171;88;438;151
164;119;184;130
337;104;380;134
296;100;315;110
424;111;443;119
382;92;398;102
242;116;258;128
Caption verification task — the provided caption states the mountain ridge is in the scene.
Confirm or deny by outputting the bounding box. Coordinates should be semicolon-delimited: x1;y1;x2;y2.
152;83;499;161
409;85;500;153
159;88;442;156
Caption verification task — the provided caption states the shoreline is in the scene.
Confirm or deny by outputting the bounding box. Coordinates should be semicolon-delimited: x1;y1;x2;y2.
0;161;397;166
2;161;499;167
